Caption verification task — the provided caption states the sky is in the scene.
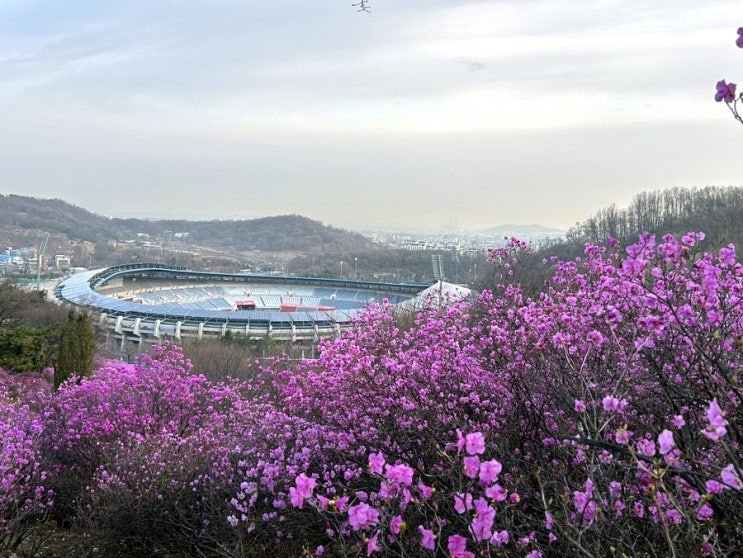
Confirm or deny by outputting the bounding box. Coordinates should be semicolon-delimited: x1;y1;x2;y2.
1;0;742;232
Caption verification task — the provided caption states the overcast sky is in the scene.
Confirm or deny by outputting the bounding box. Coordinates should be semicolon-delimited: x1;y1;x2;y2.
1;1;742;231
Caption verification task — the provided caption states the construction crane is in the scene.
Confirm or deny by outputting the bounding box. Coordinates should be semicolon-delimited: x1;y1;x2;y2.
36;232;49;292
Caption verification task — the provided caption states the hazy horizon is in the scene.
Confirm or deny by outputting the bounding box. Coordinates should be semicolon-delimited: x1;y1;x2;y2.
2;1;742;230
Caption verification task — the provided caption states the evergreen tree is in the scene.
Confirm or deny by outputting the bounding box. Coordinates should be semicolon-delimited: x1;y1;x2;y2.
55;311;95;390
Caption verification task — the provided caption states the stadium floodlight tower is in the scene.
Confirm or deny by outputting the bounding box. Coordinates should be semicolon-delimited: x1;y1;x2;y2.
36;232;50;291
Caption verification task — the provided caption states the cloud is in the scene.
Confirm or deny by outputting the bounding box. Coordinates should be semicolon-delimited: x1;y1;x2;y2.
1;0;742;230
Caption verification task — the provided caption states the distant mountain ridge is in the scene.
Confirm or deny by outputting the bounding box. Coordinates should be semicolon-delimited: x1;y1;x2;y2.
0;194;375;254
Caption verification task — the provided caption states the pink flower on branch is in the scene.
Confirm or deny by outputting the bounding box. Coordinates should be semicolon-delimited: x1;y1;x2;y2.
418;525;436;550
366;530;380;556
295;473;316;498
464;432;486;455
348;502;379;531
384;463;414;486
721;464;743;490
657;430;675;456
454;492;473;513
368;452;385;474
479;459;503;484
715;80;737;103
463;456;480;478
390;515;404;534
448;534;475;558
702;399;728;441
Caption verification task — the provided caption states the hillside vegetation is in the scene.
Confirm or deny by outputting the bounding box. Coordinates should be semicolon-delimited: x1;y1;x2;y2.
565;185;743;248
0;194;375;254
2;232;743;557
477;185;743;295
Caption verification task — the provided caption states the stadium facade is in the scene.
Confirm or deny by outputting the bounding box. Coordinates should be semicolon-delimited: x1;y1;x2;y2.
55;263;470;350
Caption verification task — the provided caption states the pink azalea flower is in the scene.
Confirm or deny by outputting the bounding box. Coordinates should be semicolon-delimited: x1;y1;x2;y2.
721;464;743;490
335;496;349;513
448;534;467;554
464;432;486;455
456;429;466;453
706;479;725;495
702;399;728;441
614;428;632;444
697;503;714;521
666;509;682;525
289;487;304;508
368;452;385;474
367;530;380;556
295;473;316;499
657;429;675;455
715;80;737;102
602;395;627;412
448;534;474;557
385;463;414;486
636;438;656;457
348;502;379;531
463;455;480;478
479;459;503;484
470;498;495;541
490;530;509;546
400;488;412;510
418;525;436;550
390;515;404;534
485;483;507;502
454;492;473;513
417;481;433;499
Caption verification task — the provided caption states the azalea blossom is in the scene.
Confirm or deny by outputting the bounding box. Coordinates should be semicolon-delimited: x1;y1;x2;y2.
463;455;480;478
366;530;380;556
454;492;473;513
348;503;380;531
390;515;404;534
368;452;385;474
702;399;728;441
385;463;414;486
721;464;743;490
657;430;675;456
479;459;503;484
464;432;486;455
418;525;436;550
715;80;737;103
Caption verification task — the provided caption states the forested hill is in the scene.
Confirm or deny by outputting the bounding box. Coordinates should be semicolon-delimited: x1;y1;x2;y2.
477;186;743;296
0;194;375;253
565;186;743;248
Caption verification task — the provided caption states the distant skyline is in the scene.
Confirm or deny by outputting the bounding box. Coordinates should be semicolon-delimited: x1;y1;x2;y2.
2;1;742;231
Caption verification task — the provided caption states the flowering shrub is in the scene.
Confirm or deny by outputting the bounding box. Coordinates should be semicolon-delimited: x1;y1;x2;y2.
716;27;743;125
1;231;742;556
0;389;53;554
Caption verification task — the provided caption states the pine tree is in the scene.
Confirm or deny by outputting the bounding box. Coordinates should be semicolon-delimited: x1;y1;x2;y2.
54;311;95;390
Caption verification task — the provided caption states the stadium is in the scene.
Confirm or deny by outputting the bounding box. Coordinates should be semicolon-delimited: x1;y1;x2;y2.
55;263;471;351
